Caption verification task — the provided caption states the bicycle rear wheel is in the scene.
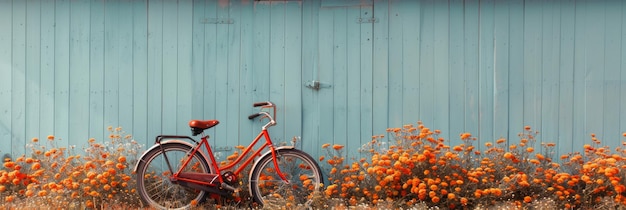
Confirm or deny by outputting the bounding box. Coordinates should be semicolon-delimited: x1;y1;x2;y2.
249;148;323;208
135;143;211;209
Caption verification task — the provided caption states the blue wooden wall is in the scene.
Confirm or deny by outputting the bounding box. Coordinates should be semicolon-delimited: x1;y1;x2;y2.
1;0;626;160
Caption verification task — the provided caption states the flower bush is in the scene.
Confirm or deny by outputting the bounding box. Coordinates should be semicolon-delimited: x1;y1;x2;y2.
0;126;143;209
3;122;626;209
319;122;626;209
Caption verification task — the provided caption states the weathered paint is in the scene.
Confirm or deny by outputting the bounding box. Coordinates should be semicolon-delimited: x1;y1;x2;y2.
1;0;626;162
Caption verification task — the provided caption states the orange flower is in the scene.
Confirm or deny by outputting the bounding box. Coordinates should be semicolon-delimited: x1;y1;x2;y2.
453;146;463;152
431;196;440;203
3;162;15;168
47;135;55;140
322;143;330;149
118;156;127;163
38;190;48;197
524;196;532;203
524;126;531;131
460;197;468;205
332;144;344;150
526;147;534;153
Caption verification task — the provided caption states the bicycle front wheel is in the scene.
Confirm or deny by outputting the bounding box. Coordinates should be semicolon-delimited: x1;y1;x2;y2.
135;142;211;209
250;148;323;208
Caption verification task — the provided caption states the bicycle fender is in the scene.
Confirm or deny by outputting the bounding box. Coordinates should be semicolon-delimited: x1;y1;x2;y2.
247;146;295;196
133;140;203;173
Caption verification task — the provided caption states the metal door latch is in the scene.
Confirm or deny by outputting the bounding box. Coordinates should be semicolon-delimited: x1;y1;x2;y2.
305;80;331;90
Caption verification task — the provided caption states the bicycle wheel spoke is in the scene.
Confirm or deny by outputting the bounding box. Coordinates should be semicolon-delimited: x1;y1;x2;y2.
251;149;322;208
136;143;211;210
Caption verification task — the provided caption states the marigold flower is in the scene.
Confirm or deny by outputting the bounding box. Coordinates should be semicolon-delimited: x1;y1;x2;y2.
496;138;506;144
322;143;330;149
431;196;440;203
526;147;534;153
460;197;468;205
332;144;344;150
38;190;48;197
524;196;532;203
118;156;127;163
3;162;15;168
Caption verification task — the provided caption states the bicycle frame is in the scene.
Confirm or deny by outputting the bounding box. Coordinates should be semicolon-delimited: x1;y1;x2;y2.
162;123;289;190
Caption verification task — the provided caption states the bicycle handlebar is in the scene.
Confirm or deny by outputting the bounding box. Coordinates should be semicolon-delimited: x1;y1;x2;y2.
253;101;273;107
248;113;261;120
249;101;277;130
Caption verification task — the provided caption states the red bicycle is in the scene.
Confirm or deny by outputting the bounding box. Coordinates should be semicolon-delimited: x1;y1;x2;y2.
134;101;323;209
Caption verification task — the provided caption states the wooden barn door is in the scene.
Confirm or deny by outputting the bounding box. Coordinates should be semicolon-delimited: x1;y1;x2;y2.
302;0;375;157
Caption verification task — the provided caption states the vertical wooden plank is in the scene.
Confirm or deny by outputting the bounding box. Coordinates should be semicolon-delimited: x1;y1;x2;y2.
372;0;389;137
40;0;56;138
161;0;178;134
133;0;149;144
203;0;218;145
387;0;403;130
478;0;495;145
584;1;605;137
558;0;575;154
191;0;205;122
270;2;287;143
283;1;304;149
11;0;26;154
104;0;120;130
464;0;479;134
332;7;348;151
0;0;12;155
603;0;621;148
226;3;241;149
493;0;510;142
448;0;465;144
401;0;420;123
621;0;626;137
54;0;71;145
540;0;560;150
508;0;524;141
347;6;361;153
212;1;230;149
176;0;193;134
572;0;587;149
432;0;449;140
317;6;334;148
117;0;134;133
237;1;253;146
419;0;434;126
25;0;41;142
89;0;105;142
147;0;164;145
68;0;91;145
358;5;374;152
301;0;320;157
104;0;121;132
524;0;543;131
